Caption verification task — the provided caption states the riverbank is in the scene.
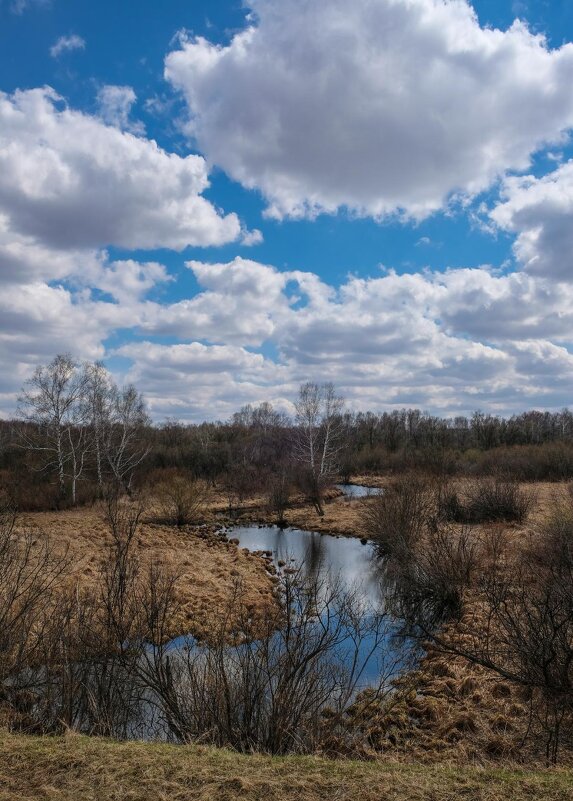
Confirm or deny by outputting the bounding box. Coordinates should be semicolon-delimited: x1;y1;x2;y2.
14;506;276;641
0;730;571;801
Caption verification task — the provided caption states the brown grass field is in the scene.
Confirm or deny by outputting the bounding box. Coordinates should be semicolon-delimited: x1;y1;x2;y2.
15;504;276;641
11;478;570;643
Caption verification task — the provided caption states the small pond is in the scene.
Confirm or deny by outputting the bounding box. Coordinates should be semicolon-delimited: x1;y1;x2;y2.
336;483;382;498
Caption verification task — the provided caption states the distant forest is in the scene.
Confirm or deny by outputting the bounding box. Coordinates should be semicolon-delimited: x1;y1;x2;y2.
2;354;573;510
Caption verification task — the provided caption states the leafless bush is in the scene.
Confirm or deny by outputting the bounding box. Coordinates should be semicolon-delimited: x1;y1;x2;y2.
402;504;573;763
0;503;70;687
138;571;400;754
1;493;152;738
360;476;434;557
221;465;260;518
265;472;291;526
438;479;534;524
386;524;478;631
471;555;573;763
294;467;330;517
528;491;573;574
153;470;209;528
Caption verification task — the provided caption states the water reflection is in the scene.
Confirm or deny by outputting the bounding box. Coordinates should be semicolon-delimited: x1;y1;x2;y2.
336;483;382;498
227;525;413;691
229;525;383;607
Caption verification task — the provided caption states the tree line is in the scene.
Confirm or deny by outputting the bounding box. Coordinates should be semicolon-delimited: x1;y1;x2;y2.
2;353;573;509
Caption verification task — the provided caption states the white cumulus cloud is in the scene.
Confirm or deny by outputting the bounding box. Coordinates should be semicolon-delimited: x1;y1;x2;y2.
491;160;573;281
165;0;573;221
0;87;242;250
112;258;573;421
96;84;144;134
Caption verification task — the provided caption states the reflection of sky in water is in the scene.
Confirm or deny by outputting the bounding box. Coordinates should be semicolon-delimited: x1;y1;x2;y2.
229;525;384;608
229;525;409;687
336;483;382;498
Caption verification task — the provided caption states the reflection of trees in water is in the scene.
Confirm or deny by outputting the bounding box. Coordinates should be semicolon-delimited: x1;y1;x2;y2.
234;526;384;607
304;532;326;579
265;529;326;582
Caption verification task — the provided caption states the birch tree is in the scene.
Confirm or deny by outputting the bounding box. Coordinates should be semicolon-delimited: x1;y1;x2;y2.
83;361;113;491
294;382;345;515
17;354;90;502
104;384;150;493
18;356;151;502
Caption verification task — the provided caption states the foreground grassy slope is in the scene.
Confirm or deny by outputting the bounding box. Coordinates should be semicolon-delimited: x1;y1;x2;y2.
0;732;571;801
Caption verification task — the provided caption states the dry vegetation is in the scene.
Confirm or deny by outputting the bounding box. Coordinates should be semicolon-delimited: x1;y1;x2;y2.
13;502;275;641
5;363;573;790
0;731;571;801
2;475;573;781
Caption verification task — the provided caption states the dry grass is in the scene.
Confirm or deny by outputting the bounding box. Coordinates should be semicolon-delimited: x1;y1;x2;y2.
15;505;275;640
229;485;387;536
11;479;561;640
0;730;571;801
350;647;547;764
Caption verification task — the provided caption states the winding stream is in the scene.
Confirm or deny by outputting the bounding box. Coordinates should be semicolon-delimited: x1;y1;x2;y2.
223;486;410;688
228;524;382;606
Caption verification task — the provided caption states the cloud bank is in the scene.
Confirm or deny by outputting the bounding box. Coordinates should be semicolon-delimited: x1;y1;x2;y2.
3;2;573;421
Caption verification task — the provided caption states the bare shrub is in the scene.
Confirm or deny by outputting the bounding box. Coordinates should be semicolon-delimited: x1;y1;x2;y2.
221;465;259;518
139;571;400;754
0;502;72;732
265;471;291;526
386;524;478;630
476;557;573;763
0;504;70;683
153;470;209;527
294;466;330;517
438;479;534;524
404;504;573;763
15;493;168;739
528;490;573;573
475;442;573;482
360;476;434;557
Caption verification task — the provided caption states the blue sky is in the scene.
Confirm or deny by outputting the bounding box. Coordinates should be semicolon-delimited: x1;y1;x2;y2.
2;0;573;419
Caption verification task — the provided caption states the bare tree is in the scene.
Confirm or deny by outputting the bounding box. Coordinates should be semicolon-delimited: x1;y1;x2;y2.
17;354;90;503
83;361;114;492
104;384;150;494
294;382;345;515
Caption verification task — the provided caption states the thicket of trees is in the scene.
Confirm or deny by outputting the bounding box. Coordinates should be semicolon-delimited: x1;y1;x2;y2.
1;355;148;508
3;353;573;510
